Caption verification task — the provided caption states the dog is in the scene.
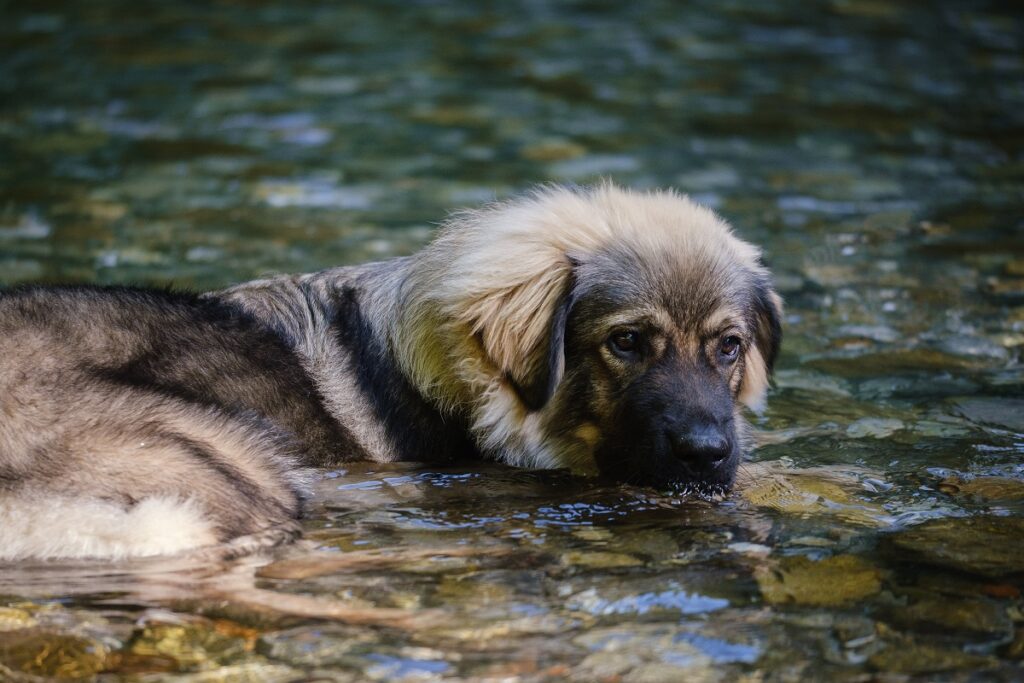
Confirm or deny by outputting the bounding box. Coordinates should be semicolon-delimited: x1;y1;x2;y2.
0;183;781;560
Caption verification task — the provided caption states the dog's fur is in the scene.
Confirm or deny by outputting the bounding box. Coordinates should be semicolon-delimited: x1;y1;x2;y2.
0;184;781;560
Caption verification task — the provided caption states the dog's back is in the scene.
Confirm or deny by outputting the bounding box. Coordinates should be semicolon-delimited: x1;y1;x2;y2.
0;286;347;560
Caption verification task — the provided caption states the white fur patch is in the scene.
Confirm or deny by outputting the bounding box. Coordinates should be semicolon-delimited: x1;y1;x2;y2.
0;495;218;561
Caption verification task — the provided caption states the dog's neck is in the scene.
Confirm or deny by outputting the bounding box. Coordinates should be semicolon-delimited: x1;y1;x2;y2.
215;262;481;466
215;258;569;470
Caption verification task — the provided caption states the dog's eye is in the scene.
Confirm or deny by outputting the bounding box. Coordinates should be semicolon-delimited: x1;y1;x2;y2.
719;335;742;360
609;330;641;356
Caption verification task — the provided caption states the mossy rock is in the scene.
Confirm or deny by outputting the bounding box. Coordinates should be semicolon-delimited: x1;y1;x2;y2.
0;630;108;679
757;554;882;607
881;516;1024;578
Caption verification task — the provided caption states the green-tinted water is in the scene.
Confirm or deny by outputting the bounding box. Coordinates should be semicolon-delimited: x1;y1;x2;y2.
2;0;1023;680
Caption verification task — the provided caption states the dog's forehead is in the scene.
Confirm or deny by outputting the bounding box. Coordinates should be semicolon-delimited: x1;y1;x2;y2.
574;240;755;331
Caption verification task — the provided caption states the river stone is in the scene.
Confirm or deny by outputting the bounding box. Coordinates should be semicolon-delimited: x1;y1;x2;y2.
156;662;323;682
129;622;251;671
983;276;1024;299
560;551;644;569
0;607;38;632
1005;628;1024;659
257;625;380;668
571;625;718;683
846;417;904;439
868;642;995;674
805;348;984;379
939;335;1010;361
756;555;882;607
882;516;1024;578
740;467;889;528
953;398;1024;433
938;476;1024;503
0;630;109;679
883;597;1013;640
433;612;580;642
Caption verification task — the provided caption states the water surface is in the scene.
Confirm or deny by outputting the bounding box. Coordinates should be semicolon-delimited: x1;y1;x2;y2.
1;0;1023;680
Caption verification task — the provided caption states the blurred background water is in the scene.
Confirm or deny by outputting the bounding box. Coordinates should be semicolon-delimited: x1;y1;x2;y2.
1;0;1023;680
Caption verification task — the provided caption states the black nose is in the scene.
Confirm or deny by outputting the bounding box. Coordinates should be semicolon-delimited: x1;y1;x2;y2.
668;422;732;467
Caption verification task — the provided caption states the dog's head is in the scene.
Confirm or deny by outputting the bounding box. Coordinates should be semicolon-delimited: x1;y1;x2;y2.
405;184;781;495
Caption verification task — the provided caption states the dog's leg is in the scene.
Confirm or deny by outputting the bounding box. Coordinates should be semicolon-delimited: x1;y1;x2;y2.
0;382;310;561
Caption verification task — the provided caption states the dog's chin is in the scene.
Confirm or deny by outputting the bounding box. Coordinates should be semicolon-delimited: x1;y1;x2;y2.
662;477;734;500
640;470;736;500
598;449;740;500
664;453;740;499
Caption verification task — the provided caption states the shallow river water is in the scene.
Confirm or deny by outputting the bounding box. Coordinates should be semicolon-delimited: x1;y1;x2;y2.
2;0;1024;680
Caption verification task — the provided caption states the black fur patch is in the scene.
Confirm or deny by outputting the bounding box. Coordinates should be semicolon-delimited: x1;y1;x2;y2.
331;286;480;463
749;278;783;374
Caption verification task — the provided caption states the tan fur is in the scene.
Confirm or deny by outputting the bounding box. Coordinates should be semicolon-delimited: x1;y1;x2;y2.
394;183;776;471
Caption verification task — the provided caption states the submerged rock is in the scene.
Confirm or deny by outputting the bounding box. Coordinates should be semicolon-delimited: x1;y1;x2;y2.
937;476;1024;504
0;630;109;679
260;623;453;679
938;335;1010;361
805;349;985;378
882;516;1024;578
149;662;316;682
882;597;1013;640
560;550;644;569
571;625;721;682
983;276;1024;300
869;641;995;674
845;417;905;439
953;398;1024;433
0;606;38;632
256;625;383;669
756;555;882;607
1005;628;1024;659
128;622;252;672
740;464;890;527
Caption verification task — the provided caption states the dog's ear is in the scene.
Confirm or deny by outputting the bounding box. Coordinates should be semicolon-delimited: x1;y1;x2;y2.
509;270;576;411
455;255;577;413
739;279;783;412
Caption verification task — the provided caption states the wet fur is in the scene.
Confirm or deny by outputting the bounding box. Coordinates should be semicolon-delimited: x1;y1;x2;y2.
0;184;780;560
